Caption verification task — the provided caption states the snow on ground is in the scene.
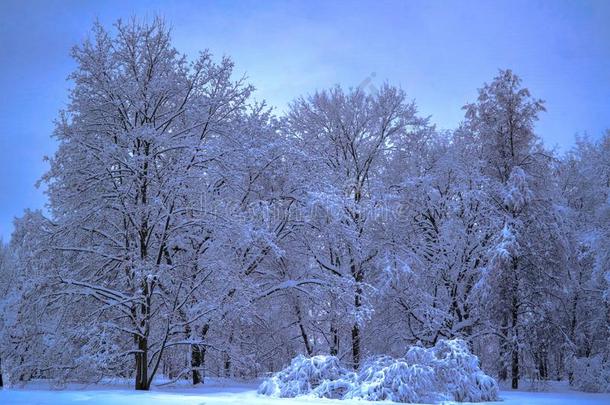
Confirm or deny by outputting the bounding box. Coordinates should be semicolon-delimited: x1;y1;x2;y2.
1;381;610;405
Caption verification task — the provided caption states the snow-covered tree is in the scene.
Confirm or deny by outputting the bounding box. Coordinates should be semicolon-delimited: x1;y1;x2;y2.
371;132;497;353
462;70;569;389
286;85;429;368
0;239;11;387
558;132;610;391
38;18;258;389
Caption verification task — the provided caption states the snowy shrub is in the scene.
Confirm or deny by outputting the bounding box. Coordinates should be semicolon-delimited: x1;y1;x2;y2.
257;354;355;398
259;339;499;403
420;339;499;402
312;375;359;399
347;340;498;403
570;355;610;393
346;357;439;403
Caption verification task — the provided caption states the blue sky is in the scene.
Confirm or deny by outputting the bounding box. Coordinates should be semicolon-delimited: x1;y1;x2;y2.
0;0;609;240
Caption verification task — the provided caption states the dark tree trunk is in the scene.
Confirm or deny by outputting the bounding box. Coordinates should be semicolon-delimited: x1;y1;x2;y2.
511;350;519;389
330;324;339;356
191;345;203;385
351;323;361;370
135;335;149;390
191;345;209;385
224;354;231;378
224;332;233;378
299;323;313;356
511;280;519;390
135;145;151;392
191;324;209;385
0;357;3;387
134;277;152;390
295;304;312;356
537;350;548;380
352;277;362;369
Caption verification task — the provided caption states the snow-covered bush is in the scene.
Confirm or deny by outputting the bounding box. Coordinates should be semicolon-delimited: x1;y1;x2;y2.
257;355;356;398
570;355;610;393
347;340;498;403
419;339;498;402
259;339;499;403
347;356;439;403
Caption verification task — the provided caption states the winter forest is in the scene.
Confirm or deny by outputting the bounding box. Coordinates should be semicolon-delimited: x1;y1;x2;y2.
0;18;609;403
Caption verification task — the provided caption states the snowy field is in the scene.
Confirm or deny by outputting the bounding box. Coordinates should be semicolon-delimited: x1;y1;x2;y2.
1;382;609;405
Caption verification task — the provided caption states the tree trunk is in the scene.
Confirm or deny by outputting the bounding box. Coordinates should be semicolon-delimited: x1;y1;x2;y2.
350;258;363;370
191;345;203;385
295;303;312;356
135;151;151;392
191;324;209;385
537;350;548;380
351;323;361;370
134;278;152;390
352;279;362;369
511;350;519;389
0;357;3;387
511;281;519;389
224;354;231;378
224;331;233;378
135;334;149;390
330;324;339;356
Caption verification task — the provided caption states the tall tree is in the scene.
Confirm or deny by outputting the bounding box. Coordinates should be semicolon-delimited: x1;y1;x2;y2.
41;18;253;390
462;70;563;389
373;132;496;351
286;85;429;368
